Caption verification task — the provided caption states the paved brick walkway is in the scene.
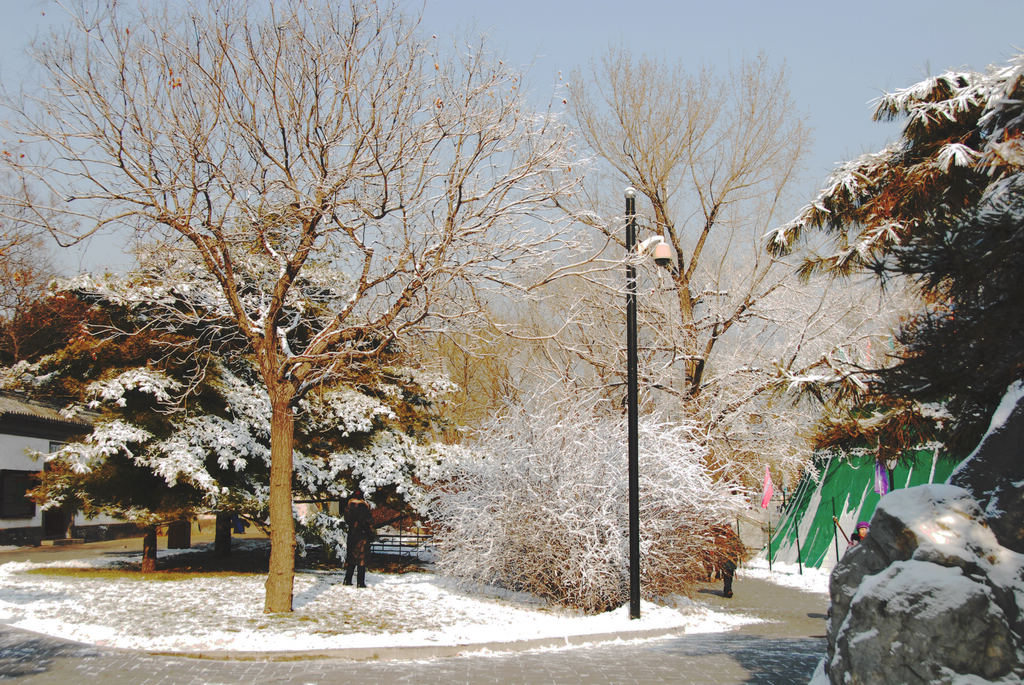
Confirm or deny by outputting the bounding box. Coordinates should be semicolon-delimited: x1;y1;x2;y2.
0;537;827;684
0;625;823;684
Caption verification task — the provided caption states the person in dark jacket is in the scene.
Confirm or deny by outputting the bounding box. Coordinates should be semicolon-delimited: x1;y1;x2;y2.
343;489;375;588
712;524;741;598
721;558;736;598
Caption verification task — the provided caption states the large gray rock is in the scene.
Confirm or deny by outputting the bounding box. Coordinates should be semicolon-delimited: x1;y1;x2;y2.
832;560;1016;683
824;486;1024;683
828;487;988;636
949;383;1024;554
822;383;1024;683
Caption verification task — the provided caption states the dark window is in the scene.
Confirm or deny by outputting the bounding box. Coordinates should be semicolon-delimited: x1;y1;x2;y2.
0;470;38;519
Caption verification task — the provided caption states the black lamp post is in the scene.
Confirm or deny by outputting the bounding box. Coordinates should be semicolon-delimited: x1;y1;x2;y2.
625;187;641;619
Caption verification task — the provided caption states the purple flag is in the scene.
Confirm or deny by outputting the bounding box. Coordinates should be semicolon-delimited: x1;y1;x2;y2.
874;460;890;495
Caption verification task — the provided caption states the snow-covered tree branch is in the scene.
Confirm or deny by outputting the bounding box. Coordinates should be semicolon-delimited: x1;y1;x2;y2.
1;268;459;570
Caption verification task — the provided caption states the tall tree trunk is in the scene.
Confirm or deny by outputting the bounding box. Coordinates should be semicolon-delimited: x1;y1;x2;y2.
141;525;158;573
656;203;701;391
264;390;296;613
673;273;701;393
214;512;233;556
166;519;191;549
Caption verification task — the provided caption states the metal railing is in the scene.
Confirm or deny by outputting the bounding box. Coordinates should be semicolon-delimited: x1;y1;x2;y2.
370;529;432;562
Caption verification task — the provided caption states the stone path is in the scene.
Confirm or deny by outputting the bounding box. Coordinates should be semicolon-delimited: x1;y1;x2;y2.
0;625;824;684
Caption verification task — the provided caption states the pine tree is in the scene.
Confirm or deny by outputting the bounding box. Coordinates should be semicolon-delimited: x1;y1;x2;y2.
4;299;271;570
769;54;1024;278
881;179;1024;448
2;255;457;569
771;53;1024;451
0;293;87;365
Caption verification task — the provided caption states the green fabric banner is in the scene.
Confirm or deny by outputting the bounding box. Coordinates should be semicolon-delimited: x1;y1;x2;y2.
768;449;963;568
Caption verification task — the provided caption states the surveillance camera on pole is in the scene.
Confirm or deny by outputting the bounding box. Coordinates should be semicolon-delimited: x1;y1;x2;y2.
653;240;673;269
638;234;674;271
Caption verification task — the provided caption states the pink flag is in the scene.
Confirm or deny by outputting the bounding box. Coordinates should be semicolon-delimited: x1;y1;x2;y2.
760;464;774;509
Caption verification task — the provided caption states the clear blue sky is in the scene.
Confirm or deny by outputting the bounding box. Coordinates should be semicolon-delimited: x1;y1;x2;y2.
415;0;1024;180
1;0;1022;271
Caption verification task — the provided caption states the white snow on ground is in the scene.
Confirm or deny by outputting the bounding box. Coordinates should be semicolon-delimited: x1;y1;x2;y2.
0;545;760;652
742;557;830;595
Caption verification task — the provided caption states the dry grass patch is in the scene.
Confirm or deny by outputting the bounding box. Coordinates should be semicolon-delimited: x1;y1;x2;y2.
24;567;258;581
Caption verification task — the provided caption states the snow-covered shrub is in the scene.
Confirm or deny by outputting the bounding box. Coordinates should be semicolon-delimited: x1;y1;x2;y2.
296;508;349;560
428;393;750;613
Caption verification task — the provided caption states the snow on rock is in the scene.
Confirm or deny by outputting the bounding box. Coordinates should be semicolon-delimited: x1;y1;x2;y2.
950;379;1024;554
821;383;1024;684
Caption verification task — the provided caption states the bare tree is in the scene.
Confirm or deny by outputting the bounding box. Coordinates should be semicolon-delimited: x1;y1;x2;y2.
538;48;904;485
0;182;57;358
0;0;578;612
0;230;51;317
567;49;810;394
424;326;520;436
513;270;899;485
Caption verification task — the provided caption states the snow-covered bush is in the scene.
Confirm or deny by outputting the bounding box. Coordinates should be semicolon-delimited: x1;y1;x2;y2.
428;393;750;613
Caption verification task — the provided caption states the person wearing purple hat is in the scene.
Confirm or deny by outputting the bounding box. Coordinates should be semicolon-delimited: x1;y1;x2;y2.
833;517;870;547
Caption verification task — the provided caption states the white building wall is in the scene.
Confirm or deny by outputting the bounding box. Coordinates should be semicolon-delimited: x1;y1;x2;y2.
0;434;121;530
0;432;49;470
0;433;50;528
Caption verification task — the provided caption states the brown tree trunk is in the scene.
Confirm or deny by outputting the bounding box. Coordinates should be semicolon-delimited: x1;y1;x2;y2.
655;204;699;384
64;510;74;540
166;519;191;549
264;390;296;613
673;273;702;394
141;525;158;573
214;512;233;556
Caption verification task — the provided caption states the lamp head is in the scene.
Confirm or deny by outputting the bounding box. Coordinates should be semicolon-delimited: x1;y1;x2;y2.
625;187;636;199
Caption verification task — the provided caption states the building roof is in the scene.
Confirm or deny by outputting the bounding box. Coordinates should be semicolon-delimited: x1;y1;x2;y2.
0;392;91;439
